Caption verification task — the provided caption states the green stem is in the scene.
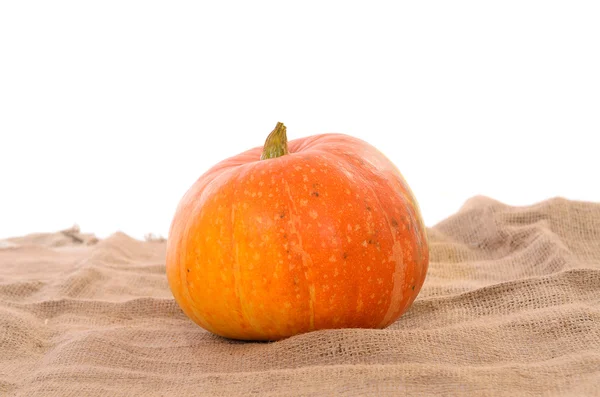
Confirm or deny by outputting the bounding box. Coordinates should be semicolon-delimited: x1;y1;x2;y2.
261;122;289;160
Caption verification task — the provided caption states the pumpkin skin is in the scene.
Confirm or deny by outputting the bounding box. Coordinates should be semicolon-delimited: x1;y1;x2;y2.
166;124;429;341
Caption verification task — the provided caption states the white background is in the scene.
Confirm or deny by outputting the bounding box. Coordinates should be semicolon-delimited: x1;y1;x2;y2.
1;1;598;240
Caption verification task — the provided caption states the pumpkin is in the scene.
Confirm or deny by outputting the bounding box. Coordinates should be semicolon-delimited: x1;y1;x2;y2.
166;122;429;341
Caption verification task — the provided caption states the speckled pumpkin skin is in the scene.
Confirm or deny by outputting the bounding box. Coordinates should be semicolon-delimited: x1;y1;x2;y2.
166;133;429;341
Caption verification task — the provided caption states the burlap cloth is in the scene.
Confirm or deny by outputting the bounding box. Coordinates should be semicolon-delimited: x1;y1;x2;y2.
1;196;599;396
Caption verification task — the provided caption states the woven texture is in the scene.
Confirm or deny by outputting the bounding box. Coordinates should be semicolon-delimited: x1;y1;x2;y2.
1;196;599;396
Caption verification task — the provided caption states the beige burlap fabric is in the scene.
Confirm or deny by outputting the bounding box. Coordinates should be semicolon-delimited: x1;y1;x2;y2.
1;196;599;396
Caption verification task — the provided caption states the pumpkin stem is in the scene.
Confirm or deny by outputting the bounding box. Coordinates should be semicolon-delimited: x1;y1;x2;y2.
261;122;289;160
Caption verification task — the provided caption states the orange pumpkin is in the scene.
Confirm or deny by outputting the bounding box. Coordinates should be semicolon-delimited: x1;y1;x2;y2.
166;122;429;341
